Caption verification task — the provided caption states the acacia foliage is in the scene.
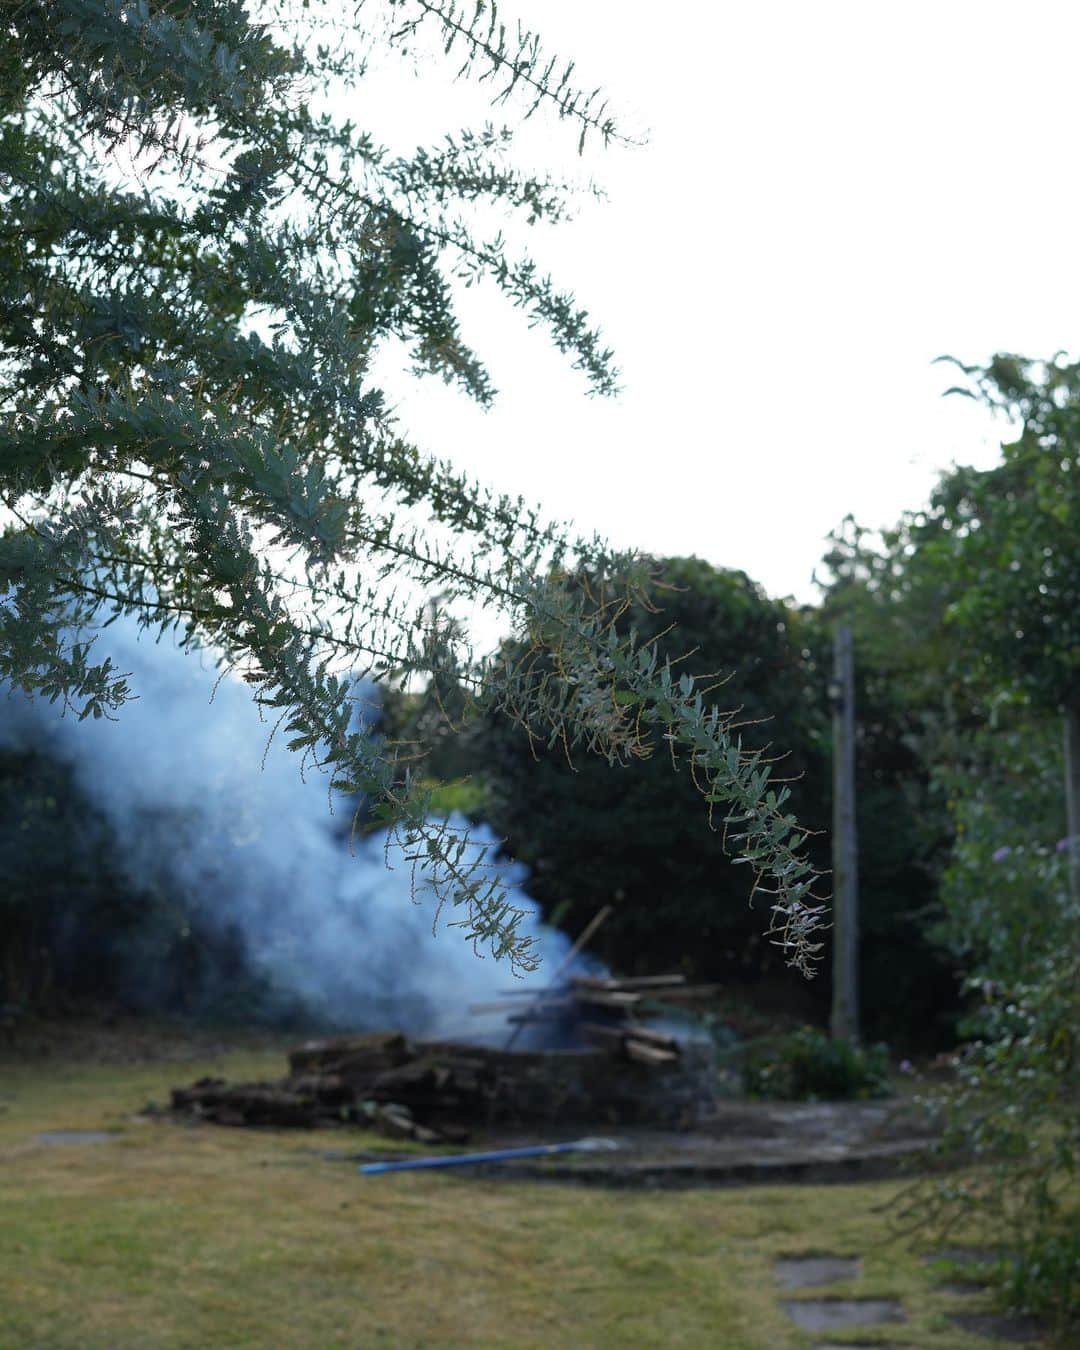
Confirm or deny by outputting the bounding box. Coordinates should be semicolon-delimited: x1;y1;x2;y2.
463;559;828;978
0;1;824;972
459;556;957;1041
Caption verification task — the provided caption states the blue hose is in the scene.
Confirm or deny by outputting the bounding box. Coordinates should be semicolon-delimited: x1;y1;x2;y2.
359;1138;615;1175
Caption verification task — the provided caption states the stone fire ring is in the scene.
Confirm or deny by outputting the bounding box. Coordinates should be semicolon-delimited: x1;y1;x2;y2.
339;1100;938;1190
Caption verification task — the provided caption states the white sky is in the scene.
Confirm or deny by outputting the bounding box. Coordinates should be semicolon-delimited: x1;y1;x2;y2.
360;1;1080;603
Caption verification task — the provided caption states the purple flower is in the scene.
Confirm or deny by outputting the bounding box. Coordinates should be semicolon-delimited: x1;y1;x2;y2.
1056;836;1074;853
991;846;1012;863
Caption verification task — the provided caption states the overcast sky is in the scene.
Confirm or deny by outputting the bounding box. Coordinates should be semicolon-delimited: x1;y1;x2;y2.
360;1;1080;603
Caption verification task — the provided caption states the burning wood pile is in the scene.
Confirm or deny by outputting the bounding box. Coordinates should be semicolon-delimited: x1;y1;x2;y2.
170;974;720;1140
470;972;720;1063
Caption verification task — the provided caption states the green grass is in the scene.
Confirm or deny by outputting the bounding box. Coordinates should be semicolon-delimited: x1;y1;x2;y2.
0;1026;1053;1349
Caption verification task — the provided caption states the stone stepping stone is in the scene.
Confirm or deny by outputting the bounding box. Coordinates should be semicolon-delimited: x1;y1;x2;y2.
774;1255;861;1289
924;1246;997;1267
781;1298;905;1333
34;1130;116;1145
949;1310;1048;1343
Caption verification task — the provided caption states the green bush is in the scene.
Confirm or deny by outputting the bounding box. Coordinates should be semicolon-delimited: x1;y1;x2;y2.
932;718;1070;985
742;1026;891;1101
421;776;489;822
900;715;1079;1336
902;946;1079;1334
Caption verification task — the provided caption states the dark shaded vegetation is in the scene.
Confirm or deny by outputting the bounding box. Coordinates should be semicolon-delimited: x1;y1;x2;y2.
392;555;962;1049
742;1027;891;1102
0;749;293;1027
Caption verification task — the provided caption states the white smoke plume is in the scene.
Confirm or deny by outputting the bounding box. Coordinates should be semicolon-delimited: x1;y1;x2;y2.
0;617;576;1038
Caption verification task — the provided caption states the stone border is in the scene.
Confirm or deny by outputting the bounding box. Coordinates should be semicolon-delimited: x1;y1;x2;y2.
338;1138;932;1189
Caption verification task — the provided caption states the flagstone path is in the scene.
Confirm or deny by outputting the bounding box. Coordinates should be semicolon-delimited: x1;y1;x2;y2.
774;1248;1050;1347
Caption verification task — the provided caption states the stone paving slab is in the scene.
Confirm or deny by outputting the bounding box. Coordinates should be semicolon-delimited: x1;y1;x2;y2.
781;1297;906;1333
454;1138;931;1188
774;1255;862;1289
441;1099;940;1186
949;1310;1051;1343
33;1130;117;1145
925;1246;998;1267
312;1097;943;1187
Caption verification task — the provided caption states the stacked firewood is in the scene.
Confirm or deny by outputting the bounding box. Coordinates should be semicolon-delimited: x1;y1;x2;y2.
169;993;718;1137
171;1032;481;1141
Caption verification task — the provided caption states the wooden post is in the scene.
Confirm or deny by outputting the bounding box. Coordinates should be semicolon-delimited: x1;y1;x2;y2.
1065;703;1080;906
830;623;859;1044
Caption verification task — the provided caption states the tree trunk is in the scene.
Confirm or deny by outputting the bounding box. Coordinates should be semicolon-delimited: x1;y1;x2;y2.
1065;703;1080;906
830;623;859;1044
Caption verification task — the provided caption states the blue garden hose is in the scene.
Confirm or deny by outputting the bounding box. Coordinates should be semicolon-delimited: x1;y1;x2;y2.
358;1137;619;1175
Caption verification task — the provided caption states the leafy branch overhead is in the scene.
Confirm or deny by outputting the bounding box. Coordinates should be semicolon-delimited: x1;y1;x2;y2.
0;0;825;973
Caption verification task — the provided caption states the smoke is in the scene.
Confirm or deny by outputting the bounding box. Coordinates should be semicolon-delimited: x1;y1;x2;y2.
0;617;575;1038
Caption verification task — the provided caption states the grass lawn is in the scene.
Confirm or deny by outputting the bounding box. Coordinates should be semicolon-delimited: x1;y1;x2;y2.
0;1024;1052;1349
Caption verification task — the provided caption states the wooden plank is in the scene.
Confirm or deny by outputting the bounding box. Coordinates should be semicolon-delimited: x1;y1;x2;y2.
468;996;573;1015
568;975;618;991
620;1025;679;1051
579;1023;625;1045
575;990;643;1009
496;974;688;996
504;905;613;1051
570;974;688;991
580;1024;681;1061
640;984;722;1002
624;1040;679;1066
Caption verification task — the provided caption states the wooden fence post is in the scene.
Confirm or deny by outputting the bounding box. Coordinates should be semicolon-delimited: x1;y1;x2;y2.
830;623;859;1044
1065;703;1080;905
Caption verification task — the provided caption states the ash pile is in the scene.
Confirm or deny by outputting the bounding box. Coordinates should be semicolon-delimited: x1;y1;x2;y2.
171;976;720;1141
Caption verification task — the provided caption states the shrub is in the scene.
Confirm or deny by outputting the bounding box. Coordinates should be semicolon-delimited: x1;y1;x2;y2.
901;946;1079;1334
742;1026;891;1101
899;716;1080;1336
932;718;1071;986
